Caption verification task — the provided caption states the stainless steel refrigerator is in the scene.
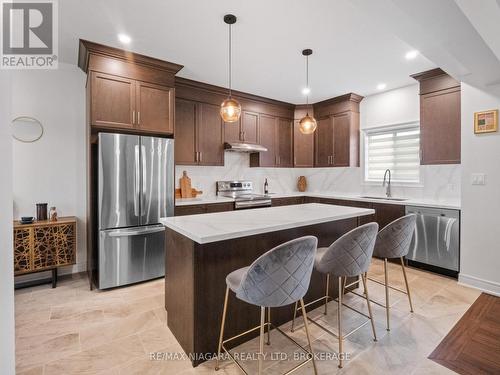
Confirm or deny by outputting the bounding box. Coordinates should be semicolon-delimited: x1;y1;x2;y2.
97;133;174;289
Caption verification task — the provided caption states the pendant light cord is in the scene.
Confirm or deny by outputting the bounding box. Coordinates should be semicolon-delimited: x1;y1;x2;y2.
228;23;232;98
305;54;309;109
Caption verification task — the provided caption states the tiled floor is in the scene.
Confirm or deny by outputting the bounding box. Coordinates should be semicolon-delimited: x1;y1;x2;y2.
15;259;481;375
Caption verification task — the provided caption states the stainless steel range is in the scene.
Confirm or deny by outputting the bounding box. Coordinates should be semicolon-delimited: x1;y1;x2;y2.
216;181;271;210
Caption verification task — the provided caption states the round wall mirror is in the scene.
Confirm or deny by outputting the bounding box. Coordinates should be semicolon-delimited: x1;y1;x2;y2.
12;116;44;143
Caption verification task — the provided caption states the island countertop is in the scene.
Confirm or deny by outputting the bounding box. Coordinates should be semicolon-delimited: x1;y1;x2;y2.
160;203;374;244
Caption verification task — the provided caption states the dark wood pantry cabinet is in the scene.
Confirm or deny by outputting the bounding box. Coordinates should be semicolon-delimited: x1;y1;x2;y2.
79;40;182;135
411;68;461;165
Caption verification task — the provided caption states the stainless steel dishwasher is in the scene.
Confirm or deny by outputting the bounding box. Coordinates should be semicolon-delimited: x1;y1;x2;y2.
405;206;460;277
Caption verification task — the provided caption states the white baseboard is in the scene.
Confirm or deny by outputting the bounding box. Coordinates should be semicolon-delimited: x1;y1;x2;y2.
458;273;500;297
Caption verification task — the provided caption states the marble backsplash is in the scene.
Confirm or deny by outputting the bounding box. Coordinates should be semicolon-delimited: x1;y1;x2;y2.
175;152;461;202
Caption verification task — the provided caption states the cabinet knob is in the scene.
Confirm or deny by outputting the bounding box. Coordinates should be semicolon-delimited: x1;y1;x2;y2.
132;110;136;125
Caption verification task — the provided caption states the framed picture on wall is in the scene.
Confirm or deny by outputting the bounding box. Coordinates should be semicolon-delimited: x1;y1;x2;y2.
474;109;498;134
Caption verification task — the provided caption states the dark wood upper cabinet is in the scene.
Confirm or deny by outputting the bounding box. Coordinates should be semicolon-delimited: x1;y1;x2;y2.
224;111;259;144
277;118;293;167
252;114;277;167
90;72;135;129
241;111;259;144
293;105;314;167
197;103;224;166
411;68;461;165
175;99;224;166
224;117;241;143
313;93;362;168
315;116;334;167
175;98;197;165
250;115;293;167
136;81;174;134
332;112;351;167
79;40;183;136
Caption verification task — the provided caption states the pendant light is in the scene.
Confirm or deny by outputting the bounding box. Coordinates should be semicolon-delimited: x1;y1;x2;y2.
299;49;317;134
220;14;241;123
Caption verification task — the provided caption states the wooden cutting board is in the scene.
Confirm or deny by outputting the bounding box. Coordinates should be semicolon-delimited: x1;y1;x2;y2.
175;188;203;199
179;171;192;198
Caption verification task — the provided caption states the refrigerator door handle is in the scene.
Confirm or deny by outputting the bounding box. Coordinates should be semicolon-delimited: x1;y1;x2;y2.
141;144;147;216
134;145;140;217
107;225;165;237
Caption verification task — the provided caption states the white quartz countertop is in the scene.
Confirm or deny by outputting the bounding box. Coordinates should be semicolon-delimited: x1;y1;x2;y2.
175;192;460;210
175;196;235;206
161;203;375;244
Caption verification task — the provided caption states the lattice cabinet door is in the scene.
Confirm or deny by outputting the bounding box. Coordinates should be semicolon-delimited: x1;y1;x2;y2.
14;227;33;274
33;222;76;271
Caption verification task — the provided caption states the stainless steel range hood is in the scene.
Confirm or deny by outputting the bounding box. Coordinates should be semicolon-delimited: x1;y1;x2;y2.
224;142;268;153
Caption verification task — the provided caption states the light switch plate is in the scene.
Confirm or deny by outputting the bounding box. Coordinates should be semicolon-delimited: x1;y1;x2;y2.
471;173;486;185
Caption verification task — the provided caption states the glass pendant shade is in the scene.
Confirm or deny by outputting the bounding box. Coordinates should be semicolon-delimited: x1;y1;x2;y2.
220;97;241;122
299;114;317;134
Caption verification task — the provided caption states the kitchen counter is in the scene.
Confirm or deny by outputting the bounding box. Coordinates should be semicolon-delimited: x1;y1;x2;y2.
161;203;374;244
174;195;235;206
175;192;460;210
164;202;372;366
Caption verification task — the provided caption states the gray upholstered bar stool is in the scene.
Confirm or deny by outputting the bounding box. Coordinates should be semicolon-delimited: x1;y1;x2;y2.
291;223;379;369
215;236;319;375
364;214;417;331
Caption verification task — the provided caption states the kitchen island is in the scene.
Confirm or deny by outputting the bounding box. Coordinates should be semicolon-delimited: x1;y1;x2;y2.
160;203;374;366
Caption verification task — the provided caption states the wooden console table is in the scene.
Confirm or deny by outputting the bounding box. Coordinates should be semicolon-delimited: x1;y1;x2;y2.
13;216;76;288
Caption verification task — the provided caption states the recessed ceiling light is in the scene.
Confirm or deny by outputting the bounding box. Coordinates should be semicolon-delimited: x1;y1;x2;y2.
405;50;419;60
377;83;387;90
118;33;131;44
302;87;311;95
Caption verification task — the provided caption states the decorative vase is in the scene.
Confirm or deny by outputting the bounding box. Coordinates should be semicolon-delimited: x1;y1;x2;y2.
36;203;48;221
49;206;58;221
297;176;307;192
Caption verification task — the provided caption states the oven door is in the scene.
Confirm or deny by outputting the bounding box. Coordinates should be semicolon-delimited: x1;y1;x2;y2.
234;199;272;210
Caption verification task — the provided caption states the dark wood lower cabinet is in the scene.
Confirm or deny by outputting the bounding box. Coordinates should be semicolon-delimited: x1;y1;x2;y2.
175;202;234;216
176;198;406;229
271;197;305;206
304;197;405;228
372;202;406;229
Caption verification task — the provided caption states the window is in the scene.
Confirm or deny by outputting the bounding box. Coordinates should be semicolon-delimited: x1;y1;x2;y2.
364;123;420;183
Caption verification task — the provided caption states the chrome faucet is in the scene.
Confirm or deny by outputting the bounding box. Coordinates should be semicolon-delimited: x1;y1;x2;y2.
382;169;392;198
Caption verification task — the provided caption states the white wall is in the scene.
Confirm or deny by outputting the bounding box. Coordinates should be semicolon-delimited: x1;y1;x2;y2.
12;63;87;278
459;83;500;295
360;84;419;130
0;71;16;375
359;84;460;201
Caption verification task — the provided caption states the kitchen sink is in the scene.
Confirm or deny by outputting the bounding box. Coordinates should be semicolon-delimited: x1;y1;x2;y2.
359;196;408;201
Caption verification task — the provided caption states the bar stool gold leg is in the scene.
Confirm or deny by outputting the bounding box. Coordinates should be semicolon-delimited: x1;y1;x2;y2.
384;258;390;331
400;257;414;313
266;307;271;345
258;306;265;375
291;301;298;332
324;273;330;315
338;276;344;369
362;272;377;342
215;287;229;371
300;298;318;375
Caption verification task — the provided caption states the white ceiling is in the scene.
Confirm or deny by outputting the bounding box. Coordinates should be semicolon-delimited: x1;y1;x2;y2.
350;0;500;96
59;0;435;104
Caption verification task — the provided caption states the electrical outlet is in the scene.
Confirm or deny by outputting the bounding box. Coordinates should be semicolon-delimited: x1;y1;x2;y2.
471;173;486;185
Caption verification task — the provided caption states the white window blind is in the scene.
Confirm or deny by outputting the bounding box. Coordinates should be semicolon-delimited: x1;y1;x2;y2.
365;125;420;183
